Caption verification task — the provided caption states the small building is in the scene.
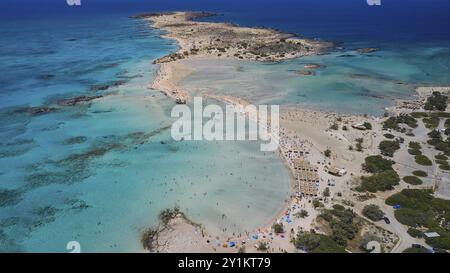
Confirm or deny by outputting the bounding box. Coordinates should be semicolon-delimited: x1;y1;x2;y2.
352;123;367;130
424;232;440;238
325;166;347;177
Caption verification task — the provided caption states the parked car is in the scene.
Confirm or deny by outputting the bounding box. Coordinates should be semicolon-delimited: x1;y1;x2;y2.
383;217;391;224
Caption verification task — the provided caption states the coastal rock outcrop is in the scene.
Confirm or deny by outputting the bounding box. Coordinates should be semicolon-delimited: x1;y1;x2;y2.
57;95;104;106
356;47;378;54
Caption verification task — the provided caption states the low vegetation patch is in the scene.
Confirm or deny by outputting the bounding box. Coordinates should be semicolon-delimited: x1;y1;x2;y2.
407;228;423;238
403;176;423;185
383;114;418;131
408;149;422;156
412;170;427;177
272;223;284;234
403;247;430;253
383;133;395;139
362;155;394;173
315;206;359;249
424;91;448;111
435;154;448;160
356;170;400;193
379;140;400;157
409;141;421;150
362;204;384;221
292;232;345;253
423;116;440;129
414;155;433;166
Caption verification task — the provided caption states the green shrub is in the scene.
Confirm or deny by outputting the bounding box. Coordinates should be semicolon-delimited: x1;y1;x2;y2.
394;208;434;227
272;222;284;234
410;112;428;118
439;164;450;171
435;154;448;160
425;236;450;250
363;122;372;130
294;209;309;218
415;155;432;166
428;129;442;139
383;115;417;130
324;149;331;158
293;232;345;253
362;204;384;221
407;228;424;238
423;117;440;129
408;149;422;156
412;170;427;177
409;141;421;149
355;138;364;152
257;242;269;251
383;133;395;139
403;176;423;185
358;170;400;193
379;140;400;157
313;200;324;208
362;155;394;173
403;247;429;253
424;91;448;111
436;159;448;165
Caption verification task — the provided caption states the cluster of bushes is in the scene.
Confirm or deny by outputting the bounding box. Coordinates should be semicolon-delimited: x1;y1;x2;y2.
424;91;448;111
426;130;450;159
423;116;440;129
316;205;359;248
408;141;422;156
292;232;345;253
362;204;384;221
386;189;450;250
357;170;400;193
379;140;400;157
383;114;418;131
358;156;399;192
362;155;394;173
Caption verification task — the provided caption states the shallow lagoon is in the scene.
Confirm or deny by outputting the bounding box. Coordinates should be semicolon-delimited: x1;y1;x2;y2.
181;43;450;116
0;15;291;252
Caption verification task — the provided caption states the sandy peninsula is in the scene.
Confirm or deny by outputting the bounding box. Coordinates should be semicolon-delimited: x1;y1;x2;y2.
133;11;332;104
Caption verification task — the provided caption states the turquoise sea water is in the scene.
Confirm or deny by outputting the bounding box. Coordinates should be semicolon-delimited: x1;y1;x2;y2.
0;15;291;252
1;0;450;252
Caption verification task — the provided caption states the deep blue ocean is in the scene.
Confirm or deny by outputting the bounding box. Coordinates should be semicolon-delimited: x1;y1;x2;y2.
1;0;449;252
2;0;450;42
